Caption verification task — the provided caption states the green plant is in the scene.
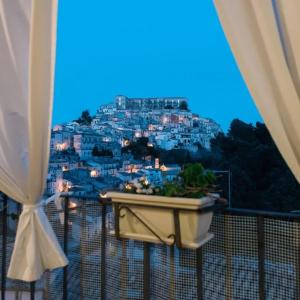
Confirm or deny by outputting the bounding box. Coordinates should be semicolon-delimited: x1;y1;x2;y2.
160;182;185;197
123;163;218;198
178;163;217;198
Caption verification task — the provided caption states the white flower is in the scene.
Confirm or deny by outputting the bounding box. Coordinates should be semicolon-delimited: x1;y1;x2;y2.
135;183;142;189
147;188;153;194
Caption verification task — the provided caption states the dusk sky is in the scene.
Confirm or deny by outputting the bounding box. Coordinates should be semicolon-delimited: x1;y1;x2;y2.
53;0;262;131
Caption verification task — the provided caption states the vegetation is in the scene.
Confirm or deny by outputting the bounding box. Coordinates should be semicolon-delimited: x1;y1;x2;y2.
206;119;300;211
160;163;217;198
121;119;299;211
122;137;158;159
92;146;113;157
75;110;93;125
124;163;218;198
179;101;188;111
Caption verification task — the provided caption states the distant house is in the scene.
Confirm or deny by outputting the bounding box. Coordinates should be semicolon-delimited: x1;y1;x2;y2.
50;128;74;154
160;164;181;182
73;132;103;159
85;158;120;176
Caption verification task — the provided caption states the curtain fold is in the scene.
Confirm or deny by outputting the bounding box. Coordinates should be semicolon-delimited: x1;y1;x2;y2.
0;0;68;281
214;0;300;183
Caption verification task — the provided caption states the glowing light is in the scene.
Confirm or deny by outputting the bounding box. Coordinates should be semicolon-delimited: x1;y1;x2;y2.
131;166;138;173
122;139;130;147
160;164;168;172
67;182;72;190
56;143;67;151
155;158;160;169
162;116;169;124
57;179;64;192
135;131;142;138
125;184;132;190
69;201;77;209
90;170;98;177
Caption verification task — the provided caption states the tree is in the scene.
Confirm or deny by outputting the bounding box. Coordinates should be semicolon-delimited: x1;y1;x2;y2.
75;110;93;125
208;119;300;211
179;101;188;111
158;149;192;165
92;146;113;157
122;137;159;160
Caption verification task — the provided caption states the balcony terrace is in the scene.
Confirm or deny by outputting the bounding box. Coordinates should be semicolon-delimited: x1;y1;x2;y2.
1;195;299;300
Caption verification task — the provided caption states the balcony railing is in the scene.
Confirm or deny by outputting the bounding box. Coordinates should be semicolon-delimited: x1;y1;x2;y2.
1;194;300;300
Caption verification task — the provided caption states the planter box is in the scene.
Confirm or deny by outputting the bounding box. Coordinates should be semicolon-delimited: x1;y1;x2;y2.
107;192;218;249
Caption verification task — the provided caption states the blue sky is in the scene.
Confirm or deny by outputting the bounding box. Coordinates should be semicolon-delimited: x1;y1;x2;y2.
53;0;262;131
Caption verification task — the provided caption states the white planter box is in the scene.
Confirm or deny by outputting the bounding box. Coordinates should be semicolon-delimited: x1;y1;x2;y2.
107;192;218;249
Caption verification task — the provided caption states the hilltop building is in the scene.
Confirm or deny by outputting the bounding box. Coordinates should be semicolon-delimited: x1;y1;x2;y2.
115;95;188;111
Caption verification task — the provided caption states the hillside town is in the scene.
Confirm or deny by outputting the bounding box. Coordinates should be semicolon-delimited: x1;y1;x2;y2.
47;95;222;196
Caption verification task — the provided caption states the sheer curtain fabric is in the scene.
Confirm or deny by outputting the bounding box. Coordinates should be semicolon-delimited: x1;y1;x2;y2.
0;0;68;281
214;0;300;183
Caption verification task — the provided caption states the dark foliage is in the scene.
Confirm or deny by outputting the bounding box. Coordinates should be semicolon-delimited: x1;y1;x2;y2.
92;146;113;157
121;118;299;211
208;119;300;212
158;149;192;165
74;110;93;125
179;101;188;111
122;137;159;159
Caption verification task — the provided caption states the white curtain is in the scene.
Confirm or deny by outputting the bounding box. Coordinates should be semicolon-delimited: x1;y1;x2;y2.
0;0;68;281
214;0;300;183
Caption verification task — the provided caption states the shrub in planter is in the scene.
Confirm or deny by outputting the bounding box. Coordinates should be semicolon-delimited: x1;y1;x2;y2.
108;163;222;249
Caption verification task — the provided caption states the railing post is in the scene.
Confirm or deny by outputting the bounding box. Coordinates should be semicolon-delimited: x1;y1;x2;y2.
169;245;175;299
196;248;203;300
294;220;300;299
143;242;151;300
224;214;233;300
120;240;128;299
63;196;69;300
114;203;120;240
30;281;35;300
257;215;265;300
1;194;8;300
79;199;86;300
101;203;107;300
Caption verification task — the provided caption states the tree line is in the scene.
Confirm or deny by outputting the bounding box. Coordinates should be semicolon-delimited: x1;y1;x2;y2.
123;119;300;212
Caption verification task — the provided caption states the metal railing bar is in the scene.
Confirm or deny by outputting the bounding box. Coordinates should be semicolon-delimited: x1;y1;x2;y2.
1;194;7;300
63;196;69;300
100;203;106;300
294;220;300;299
224;214;233;300
30;281;35;300
224;208;300;220
257;215;266;300
63;194;300;220
196;247;203;300
143;242;151;300
169;245;175;300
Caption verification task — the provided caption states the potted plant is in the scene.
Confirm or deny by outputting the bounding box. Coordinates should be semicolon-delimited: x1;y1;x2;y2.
107;163;225;249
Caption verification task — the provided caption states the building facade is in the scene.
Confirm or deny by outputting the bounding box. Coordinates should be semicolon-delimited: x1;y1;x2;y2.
115;95;188;111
